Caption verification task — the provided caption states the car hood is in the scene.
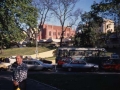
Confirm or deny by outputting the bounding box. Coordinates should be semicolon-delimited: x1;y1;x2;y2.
0;62;11;66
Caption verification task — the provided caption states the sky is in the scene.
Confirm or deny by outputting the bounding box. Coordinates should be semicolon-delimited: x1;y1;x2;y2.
77;0;102;12
46;0;102;28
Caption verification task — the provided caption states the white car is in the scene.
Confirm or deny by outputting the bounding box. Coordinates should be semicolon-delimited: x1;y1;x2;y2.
0;62;11;71
22;60;54;71
8;56;16;64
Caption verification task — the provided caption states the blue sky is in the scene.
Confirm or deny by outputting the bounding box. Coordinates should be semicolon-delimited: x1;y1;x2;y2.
77;0;101;12
46;0;102;27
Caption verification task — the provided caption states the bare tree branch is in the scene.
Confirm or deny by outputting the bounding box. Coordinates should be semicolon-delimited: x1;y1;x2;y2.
48;0;82;46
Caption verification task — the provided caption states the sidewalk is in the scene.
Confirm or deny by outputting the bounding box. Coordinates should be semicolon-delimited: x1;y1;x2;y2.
0;74;59;90
29;49;56;64
30;49;55;58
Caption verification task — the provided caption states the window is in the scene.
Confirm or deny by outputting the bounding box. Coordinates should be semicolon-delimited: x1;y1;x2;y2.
67;33;69;36
79;61;86;64
58;32;61;35
107;24;111;29
34;62;40;65
23;61;27;64
49;31;51;36
27;61;33;65
72;60;79;64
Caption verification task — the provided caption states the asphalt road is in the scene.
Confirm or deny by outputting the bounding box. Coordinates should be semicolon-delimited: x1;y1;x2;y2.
0;71;59;90
0;69;120;90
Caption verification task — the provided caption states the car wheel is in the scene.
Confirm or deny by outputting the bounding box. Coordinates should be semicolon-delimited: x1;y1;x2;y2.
91;67;95;72
8;65;11;71
0;68;5;71
116;67;120;72
68;68;72;72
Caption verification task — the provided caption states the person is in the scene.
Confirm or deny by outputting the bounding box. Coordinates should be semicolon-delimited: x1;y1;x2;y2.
12;55;28;90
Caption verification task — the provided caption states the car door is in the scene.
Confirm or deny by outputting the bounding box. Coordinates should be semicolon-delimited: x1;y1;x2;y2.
78;61;87;69
26;61;34;70
70;60;80;69
33;61;43;70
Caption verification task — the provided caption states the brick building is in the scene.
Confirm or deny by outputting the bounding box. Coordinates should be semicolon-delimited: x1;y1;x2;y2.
37;24;75;41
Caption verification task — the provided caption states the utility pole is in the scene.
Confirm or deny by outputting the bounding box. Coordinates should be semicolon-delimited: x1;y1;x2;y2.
34;28;38;59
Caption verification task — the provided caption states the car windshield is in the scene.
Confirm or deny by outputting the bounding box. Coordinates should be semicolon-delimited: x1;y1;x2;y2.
80;57;86;60
37;60;43;64
71;60;79;64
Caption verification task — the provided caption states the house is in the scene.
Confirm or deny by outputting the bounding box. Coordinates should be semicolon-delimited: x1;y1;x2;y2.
98;19;120;48
100;19;114;33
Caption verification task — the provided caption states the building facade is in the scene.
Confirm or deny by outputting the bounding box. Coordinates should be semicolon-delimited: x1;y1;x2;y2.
99;19;120;48
100;19;114;33
37;24;75;40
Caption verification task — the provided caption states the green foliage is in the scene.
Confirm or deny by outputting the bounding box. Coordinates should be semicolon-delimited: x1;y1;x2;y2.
26;42;36;47
90;0;120;47
75;12;103;47
0;0;38;48
91;0;120;26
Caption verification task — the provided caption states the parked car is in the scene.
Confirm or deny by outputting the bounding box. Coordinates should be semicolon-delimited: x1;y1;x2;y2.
62;60;99;72
102;59;120;71
111;53;120;60
0;62;11;71
57;57;72;67
23;60;53;71
39;59;52;64
8;56;16;64
0;58;12;71
10;60;54;71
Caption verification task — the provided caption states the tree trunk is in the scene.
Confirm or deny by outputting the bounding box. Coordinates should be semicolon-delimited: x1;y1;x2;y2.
60;31;64;47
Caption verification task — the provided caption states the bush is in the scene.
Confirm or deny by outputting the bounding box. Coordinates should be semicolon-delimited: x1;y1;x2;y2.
26;42;36;47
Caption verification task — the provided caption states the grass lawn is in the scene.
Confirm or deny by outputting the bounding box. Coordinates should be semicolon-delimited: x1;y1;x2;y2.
0;47;119;57
0;47;51;57
28;73;120;90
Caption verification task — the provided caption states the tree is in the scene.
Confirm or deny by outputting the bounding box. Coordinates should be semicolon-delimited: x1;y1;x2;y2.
75;12;103;47
90;0;120;48
23;0;54;45
32;0;54;33
91;0;120;32
0;0;38;49
49;0;82;47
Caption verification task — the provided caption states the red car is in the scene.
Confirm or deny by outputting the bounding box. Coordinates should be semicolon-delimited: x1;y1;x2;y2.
102;59;120;71
57;57;72;67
